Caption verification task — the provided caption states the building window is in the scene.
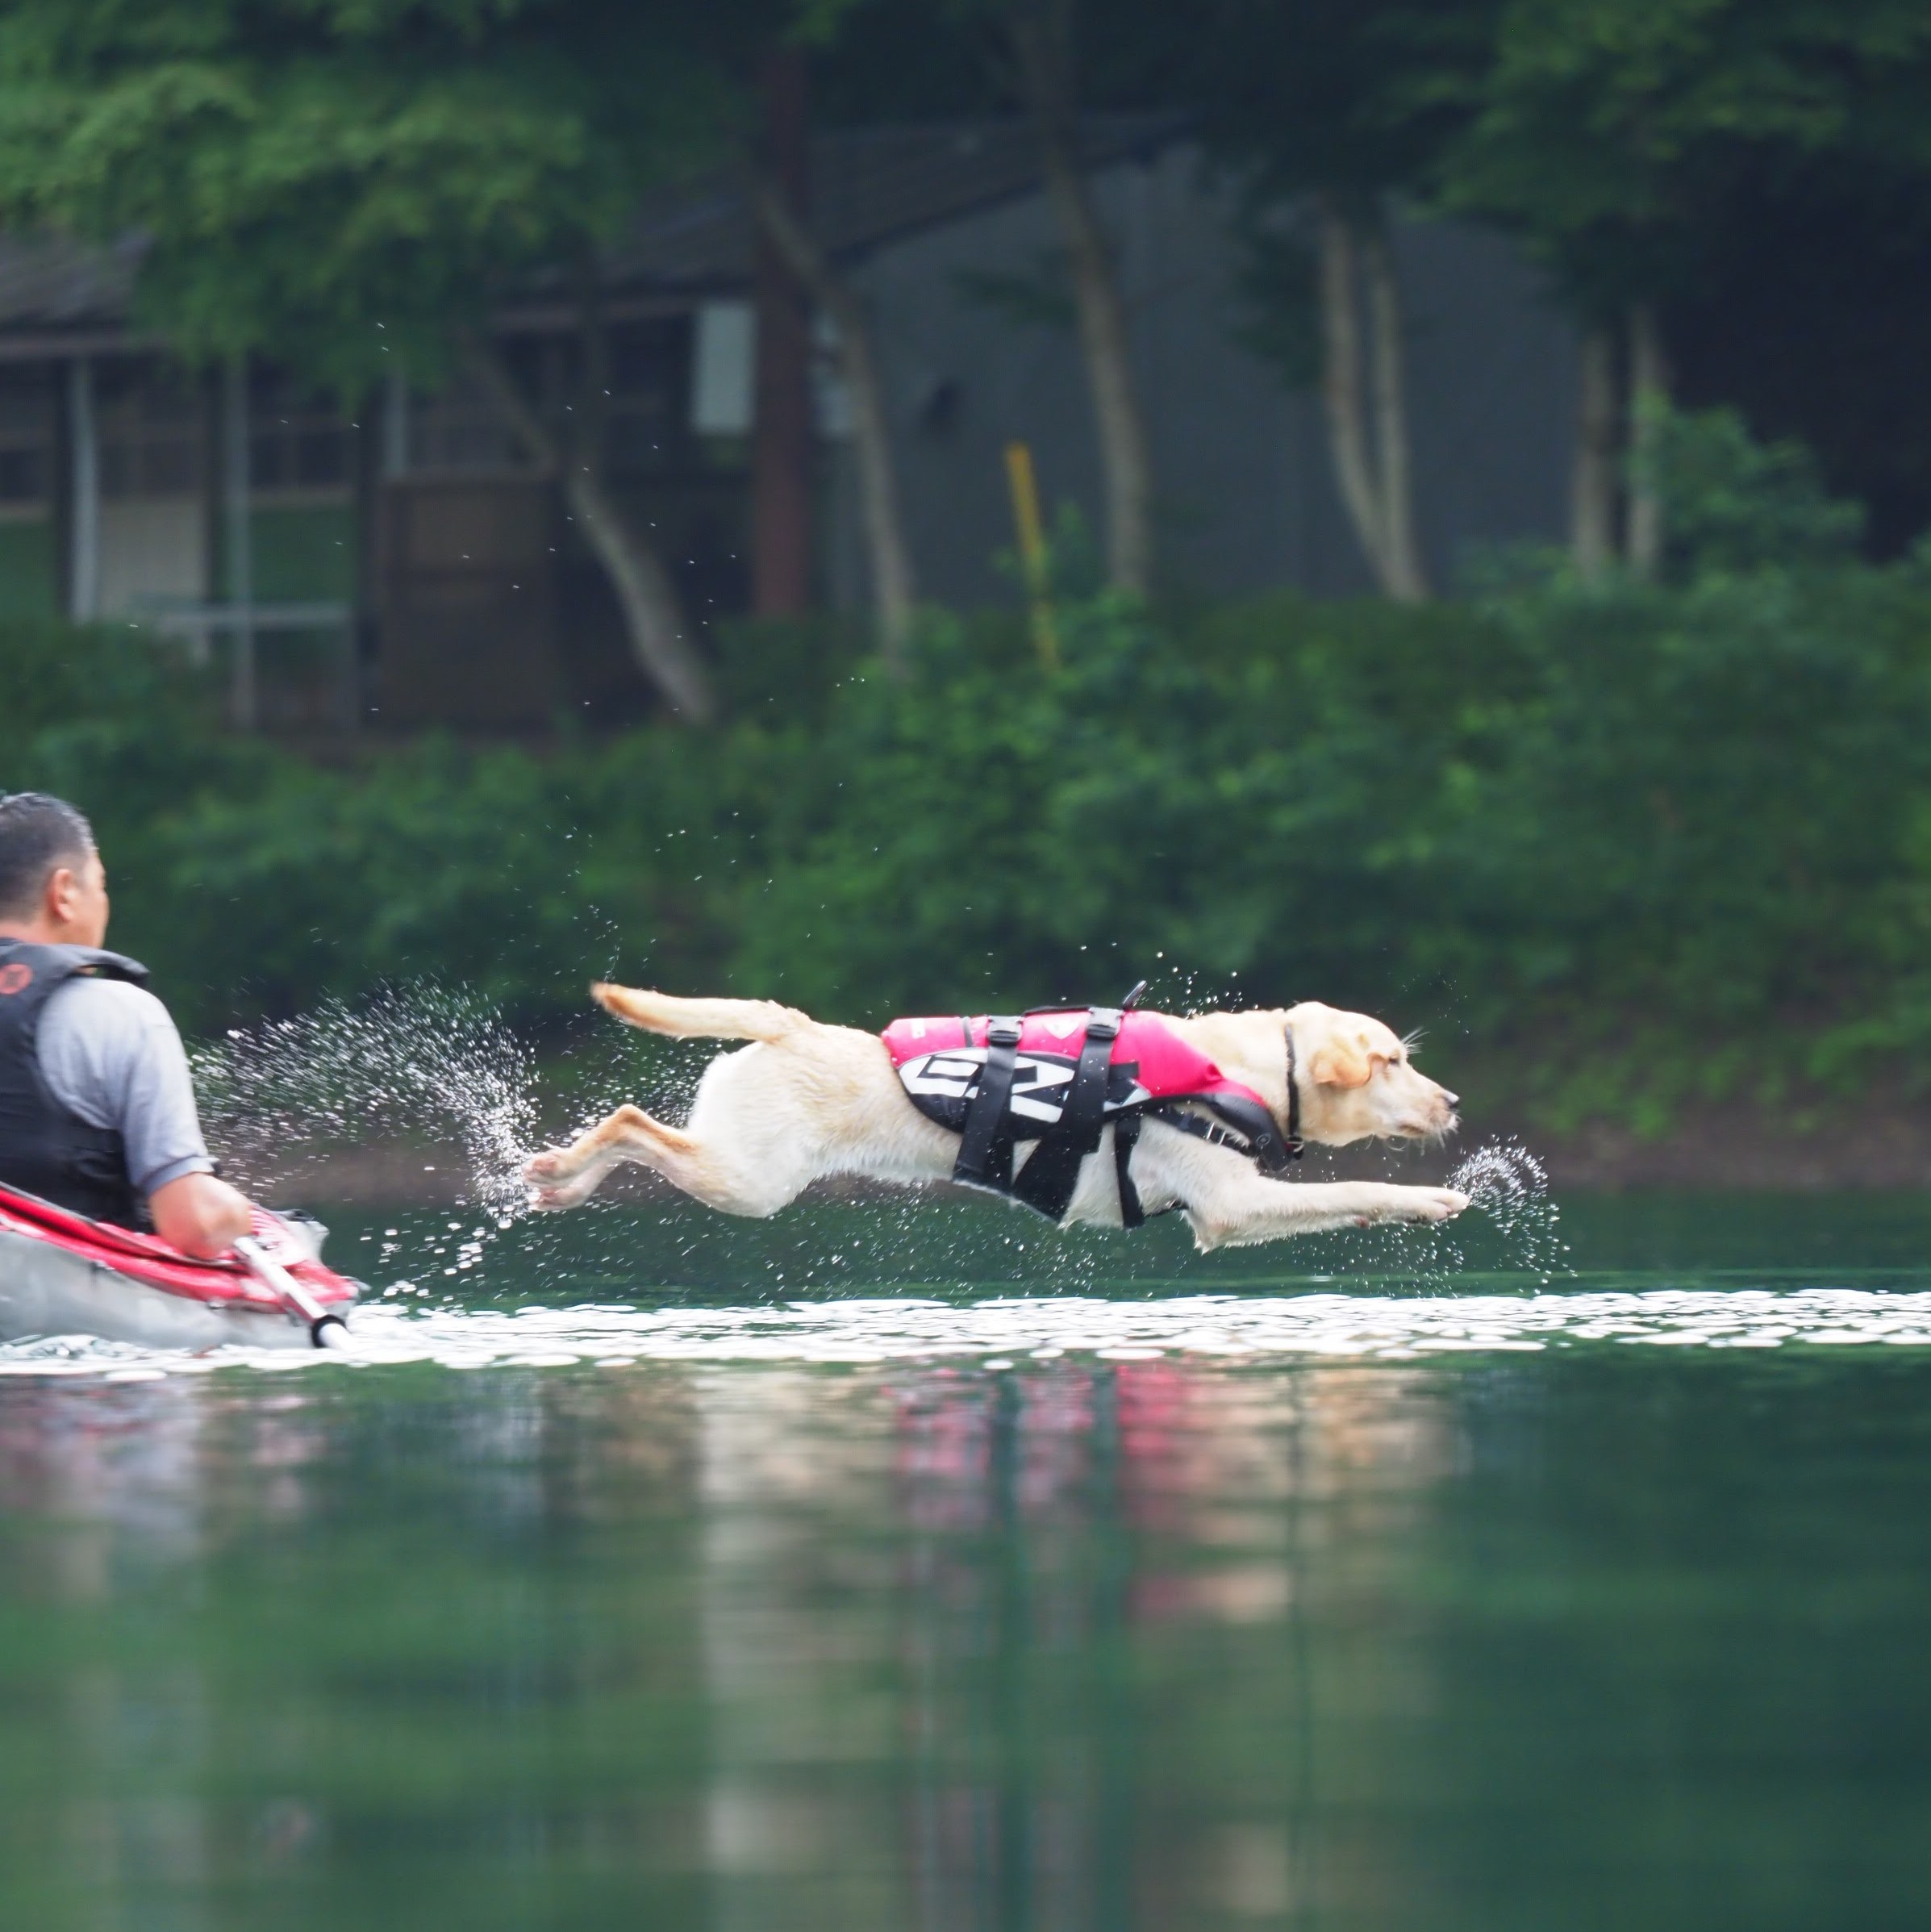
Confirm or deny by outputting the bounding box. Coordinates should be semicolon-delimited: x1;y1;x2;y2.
250;370;352;496
0;368;51;511
607;316;694;474
98;366;205;498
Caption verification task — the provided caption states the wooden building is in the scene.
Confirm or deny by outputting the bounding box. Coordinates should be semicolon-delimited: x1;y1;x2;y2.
0;118;1580;732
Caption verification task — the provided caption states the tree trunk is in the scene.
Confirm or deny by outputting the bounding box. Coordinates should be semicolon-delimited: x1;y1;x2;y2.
1362;226;1428;601
1316;201;1386;584
467;338;717;724
752;48;814;617
1625;303;1669;578
751;174;916;674
1316;200;1430;600
1571;325;1619;579
1010;6;1153;597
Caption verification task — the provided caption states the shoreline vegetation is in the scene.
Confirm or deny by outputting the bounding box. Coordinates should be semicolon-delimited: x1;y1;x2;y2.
8;408;1931;1180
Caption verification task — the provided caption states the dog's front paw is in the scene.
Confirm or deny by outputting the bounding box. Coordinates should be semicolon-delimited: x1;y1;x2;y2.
1351;1184;1470;1227
1409;1187;1470;1224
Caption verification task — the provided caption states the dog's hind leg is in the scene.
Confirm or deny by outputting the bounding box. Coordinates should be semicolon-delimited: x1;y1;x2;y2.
525;1103;815;1217
524;1106;667;1208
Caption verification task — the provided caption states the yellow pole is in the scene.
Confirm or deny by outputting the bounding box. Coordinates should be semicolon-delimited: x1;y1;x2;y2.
1003;439;1059;669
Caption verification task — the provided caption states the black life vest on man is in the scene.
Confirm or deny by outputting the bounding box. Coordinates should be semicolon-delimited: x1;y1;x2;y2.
883;995;1301;1226
0;939;150;1227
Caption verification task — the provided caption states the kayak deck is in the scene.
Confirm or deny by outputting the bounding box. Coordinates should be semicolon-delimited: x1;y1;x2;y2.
0;1186;359;1351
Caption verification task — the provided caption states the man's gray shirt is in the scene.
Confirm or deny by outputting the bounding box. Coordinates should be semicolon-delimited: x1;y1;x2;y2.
36;978;214;1199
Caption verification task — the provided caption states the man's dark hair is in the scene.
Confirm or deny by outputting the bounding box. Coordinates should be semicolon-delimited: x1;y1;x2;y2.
0;793;96;920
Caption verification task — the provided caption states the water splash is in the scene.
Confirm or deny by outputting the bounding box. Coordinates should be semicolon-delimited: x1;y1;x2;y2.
7;1283;1931;1378
192;987;540;1216
1445;1140;1570;1280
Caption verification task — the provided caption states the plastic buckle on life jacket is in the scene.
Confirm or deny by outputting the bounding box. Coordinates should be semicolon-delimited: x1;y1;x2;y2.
1084;1005;1123;1042
985;1016;1022;1048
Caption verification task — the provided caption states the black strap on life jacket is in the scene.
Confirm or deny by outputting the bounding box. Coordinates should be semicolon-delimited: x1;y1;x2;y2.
1008;1005;1123;1221
1284;1022;1302;1157
1112;1111;1146;1229
953;1015;1023;1190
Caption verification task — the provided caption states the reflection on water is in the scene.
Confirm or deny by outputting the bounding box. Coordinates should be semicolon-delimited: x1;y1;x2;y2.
0;1354;1457;1930
6;1196;1931;1927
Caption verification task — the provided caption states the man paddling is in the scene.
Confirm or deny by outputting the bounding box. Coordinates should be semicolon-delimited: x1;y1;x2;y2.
0;792;252;1257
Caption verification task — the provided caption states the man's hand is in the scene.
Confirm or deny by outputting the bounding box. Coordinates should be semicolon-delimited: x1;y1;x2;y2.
149;1170;254;1259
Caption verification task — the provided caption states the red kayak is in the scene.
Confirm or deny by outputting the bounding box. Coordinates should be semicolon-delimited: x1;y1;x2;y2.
0;1184;361;1352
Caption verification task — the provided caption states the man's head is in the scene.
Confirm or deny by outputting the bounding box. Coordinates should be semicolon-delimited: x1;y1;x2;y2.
0;794;109;949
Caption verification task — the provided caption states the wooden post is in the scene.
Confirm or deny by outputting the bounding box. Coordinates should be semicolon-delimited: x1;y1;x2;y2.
1571;327;1620;580
66;358;98;622
223;356;256;729
382;372;408;479
751;48;813;617
1625;305;1669;578
1004;440;1059;670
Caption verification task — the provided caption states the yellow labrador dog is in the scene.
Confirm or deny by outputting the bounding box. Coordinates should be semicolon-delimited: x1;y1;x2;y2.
526;987;1468;1250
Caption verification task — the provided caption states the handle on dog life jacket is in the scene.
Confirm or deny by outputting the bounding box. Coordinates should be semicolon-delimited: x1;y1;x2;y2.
234;1236;350;1350
1120;979;1148;1011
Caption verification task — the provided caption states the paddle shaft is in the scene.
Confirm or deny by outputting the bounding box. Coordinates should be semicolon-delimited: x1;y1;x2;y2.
233;1236;348;1349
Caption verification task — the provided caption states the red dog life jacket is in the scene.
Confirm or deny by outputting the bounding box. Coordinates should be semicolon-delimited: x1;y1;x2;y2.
882;1005;1295;1225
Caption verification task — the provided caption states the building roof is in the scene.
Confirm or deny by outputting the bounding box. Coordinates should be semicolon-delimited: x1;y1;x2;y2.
0;231;143;336
598;114;1188;295
0;115;1189;346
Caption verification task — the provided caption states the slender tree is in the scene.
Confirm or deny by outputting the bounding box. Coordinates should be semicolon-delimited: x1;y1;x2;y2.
1193;1;1495;602
749;172;918;668
811;0;1168;599
748;45;817;625
735;25;920;667
1003;0;1155;597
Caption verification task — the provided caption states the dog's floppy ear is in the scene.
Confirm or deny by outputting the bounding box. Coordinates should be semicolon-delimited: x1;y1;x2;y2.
1307;1033;1374;1089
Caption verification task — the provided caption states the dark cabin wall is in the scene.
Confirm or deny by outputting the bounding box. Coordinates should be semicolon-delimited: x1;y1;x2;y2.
835;143;1580;613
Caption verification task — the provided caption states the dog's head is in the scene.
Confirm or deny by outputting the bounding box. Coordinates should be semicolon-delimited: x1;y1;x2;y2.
1288;1000;1458;1148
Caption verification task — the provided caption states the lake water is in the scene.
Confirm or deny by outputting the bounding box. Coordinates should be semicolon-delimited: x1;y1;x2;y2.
4;1188;1931;1930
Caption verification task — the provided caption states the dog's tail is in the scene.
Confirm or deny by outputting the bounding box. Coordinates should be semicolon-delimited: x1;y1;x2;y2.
590;983;808;1045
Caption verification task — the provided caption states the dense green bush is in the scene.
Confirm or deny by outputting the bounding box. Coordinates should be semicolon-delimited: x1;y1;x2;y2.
4;410;1929;1123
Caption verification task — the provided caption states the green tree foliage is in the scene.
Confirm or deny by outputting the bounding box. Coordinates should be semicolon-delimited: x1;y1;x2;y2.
1436;0;1931;315
1196;0;1491;214
0;0;744;390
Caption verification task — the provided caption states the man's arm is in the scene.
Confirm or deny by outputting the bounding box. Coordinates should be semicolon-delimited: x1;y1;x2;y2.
149;1170;253;1258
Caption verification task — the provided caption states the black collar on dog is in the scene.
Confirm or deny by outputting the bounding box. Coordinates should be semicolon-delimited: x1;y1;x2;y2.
1283;1023;1304;1159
